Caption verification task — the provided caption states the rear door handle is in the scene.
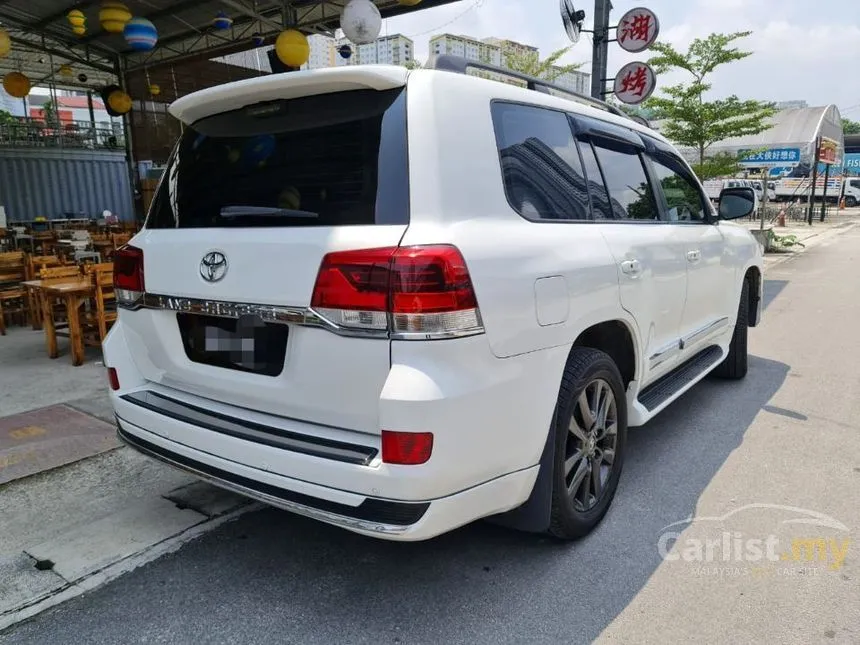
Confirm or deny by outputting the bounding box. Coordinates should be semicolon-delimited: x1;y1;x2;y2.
686;250;701;263
620;259;642;277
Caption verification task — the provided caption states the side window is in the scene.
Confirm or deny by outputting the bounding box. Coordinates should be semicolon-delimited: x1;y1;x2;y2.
592;142;660;221
577;140;614;220
649;153;708;222
491;102;592;221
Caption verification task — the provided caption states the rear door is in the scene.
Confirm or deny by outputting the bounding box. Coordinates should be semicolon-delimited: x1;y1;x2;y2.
122;83;410;434
572;117;688;382
643;141;732;357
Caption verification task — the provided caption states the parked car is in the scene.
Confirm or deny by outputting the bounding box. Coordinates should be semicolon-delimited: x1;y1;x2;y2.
105;55;763;542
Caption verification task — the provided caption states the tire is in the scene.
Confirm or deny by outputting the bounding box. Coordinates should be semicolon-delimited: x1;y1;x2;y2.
846;196;858;208
548;347;628;540
713;279;749;380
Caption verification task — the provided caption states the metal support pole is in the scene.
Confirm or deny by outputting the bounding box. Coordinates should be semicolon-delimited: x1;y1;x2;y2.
86;90;96;145
590;0;613;100
820;164;831;222
760;169;769;231
115;56;138;222
807;139;821;226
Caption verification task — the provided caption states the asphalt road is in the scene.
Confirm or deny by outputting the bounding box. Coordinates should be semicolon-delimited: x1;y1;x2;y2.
4;226;860;645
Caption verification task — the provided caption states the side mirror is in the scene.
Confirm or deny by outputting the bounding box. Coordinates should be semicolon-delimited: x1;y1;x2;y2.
718;186;756;220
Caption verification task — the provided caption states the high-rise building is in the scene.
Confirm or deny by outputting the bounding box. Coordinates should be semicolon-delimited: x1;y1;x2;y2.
429;34;502;66
481;37;538;66
336;34;414;67
304;35;336;70
548;67;590;95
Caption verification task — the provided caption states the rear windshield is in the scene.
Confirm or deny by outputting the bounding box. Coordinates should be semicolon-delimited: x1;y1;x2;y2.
145;87;408;229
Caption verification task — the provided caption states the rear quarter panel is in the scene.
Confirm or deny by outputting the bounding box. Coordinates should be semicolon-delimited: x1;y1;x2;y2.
402;70;640;363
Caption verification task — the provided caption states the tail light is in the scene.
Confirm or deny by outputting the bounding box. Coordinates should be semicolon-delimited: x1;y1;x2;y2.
310;245;483;339
114;245;145;307
381;430;433;465
107;367;120;391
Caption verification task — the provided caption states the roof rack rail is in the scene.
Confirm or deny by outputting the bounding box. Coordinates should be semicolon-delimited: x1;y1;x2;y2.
423;54;630;120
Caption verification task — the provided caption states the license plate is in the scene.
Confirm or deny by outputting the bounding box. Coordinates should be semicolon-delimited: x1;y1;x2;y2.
177;313;288;376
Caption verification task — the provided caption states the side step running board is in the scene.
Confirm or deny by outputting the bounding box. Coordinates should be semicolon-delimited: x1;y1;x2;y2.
637;345;723;412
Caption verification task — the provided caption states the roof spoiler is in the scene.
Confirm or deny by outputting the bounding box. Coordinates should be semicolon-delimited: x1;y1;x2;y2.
423;54;630;120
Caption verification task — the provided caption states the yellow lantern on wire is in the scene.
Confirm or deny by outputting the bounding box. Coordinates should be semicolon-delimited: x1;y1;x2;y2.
59;64;74;78
275;29;309;68
67;9;87;36
99;1;131;34
397;0;422;5
148;83;160;97
3;72;31;98
0;29;11;58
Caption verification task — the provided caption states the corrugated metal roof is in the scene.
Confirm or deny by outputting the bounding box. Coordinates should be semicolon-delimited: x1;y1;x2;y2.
0;148;134;222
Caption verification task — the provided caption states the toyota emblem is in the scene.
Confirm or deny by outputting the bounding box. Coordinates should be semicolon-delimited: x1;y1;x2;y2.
200;251;228;283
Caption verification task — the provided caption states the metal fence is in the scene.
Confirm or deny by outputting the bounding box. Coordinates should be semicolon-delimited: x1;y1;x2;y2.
0;118;125;150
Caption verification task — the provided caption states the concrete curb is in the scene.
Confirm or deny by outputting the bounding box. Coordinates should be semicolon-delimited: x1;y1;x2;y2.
761;221;858;272
0;505;257;633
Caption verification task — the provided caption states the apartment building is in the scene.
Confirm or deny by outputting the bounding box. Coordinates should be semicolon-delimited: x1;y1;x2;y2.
429;33;502;66
336;34;414;67
482;37;538;66
549;67;590;95
305;34;336;70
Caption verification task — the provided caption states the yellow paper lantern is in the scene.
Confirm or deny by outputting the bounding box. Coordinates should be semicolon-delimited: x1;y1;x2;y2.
107;88;132;114
148;84;161;96
3;72;31;98
275;29;309;68
59;64;74;78
398;0;422;5
0;30;10;58
67;9;86;36
99;1;131;34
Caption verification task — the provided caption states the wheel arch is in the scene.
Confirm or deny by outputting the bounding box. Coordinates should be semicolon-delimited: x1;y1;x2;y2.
488;317;639;535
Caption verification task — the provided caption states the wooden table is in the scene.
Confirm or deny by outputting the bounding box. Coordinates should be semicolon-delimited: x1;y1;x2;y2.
23;278;94;366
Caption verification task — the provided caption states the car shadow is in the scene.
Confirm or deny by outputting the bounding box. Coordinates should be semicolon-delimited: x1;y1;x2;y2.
763;279;788;311
7;355;791;645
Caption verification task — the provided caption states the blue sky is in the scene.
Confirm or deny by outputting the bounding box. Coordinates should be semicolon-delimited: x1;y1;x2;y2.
386;0;860;118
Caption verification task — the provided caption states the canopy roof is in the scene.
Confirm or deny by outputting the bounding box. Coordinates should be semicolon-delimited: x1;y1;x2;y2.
0;0;459;89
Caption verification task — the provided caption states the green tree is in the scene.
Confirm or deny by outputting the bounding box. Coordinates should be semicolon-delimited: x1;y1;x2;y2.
842;118;860;135
503;46;582;82
644;31;777;174
41;100;60;128
403;59;423;70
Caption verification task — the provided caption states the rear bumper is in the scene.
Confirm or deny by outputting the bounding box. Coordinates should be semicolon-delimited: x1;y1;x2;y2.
115;415;538;541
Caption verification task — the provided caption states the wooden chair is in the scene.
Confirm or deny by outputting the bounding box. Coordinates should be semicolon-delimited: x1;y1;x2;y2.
37;265;82;331
25;254;63;280
0;251;27;334
83;264;116;344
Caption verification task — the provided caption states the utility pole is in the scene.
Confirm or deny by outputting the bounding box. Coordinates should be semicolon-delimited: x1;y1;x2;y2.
590;0;613;100
807;138;821;226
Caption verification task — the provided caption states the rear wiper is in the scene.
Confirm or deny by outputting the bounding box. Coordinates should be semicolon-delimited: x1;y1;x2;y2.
219;206;319;219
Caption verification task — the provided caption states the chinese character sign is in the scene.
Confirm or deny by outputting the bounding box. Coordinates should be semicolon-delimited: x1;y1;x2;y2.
617;7;660;53
613;62;656;105
739;148;801;166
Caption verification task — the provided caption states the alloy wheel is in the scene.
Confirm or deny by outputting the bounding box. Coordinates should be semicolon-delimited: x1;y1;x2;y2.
564;378;618;512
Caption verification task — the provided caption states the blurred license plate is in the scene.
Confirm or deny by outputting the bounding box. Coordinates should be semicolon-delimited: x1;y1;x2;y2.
176;313;288;377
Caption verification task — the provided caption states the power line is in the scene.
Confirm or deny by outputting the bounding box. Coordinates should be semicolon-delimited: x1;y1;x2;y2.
403;0;486;39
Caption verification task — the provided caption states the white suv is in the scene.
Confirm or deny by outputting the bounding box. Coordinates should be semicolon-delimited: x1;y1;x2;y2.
105;55;763;542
